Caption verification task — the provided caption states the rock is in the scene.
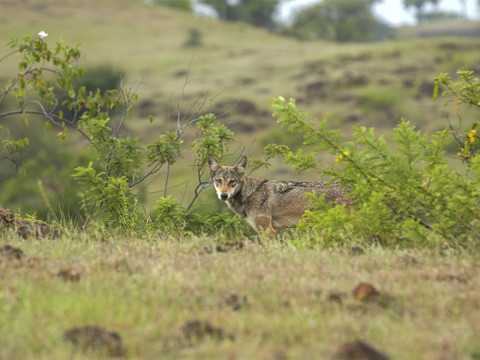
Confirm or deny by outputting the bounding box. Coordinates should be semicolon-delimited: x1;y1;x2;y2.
353;283;380;302
352;282;394;308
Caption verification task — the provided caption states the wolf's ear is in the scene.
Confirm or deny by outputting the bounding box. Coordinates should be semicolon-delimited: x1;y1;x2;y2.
208;155;220;178
235;156;248;176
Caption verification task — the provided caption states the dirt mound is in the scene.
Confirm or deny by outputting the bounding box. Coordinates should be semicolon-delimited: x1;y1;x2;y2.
64;325;125;357
165;320;234;348
333;339;390;360
0;245;24;261
220;293;248;311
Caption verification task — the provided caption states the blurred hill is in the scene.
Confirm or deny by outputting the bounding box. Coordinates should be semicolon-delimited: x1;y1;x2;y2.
1;0;480;214
1;0;479;137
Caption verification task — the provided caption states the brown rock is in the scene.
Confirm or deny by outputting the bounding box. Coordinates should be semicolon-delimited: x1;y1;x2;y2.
353;283;380;302
352;283;395;308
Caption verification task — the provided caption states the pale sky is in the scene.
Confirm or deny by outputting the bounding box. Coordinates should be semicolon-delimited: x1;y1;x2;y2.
280;0;479;25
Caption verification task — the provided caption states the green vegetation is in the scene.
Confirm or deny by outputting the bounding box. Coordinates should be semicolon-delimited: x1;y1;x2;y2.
270;95;480;247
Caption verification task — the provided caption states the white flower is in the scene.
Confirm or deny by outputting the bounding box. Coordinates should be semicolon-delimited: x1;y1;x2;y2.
38;31;48;39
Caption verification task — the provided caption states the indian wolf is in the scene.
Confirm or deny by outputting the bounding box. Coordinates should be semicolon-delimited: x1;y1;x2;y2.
208;155;352;236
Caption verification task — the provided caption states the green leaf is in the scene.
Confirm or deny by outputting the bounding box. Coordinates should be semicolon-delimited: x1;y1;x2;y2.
433;80;439;100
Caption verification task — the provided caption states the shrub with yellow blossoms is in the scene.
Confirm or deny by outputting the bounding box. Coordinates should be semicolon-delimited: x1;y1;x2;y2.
435;70;480;165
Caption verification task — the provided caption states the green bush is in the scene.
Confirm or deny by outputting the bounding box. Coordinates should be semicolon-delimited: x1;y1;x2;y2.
0;34;237;234
203;212;255;238
269;95;480;247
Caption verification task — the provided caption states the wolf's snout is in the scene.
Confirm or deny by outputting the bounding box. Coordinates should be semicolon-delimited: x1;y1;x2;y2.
220;193;229;201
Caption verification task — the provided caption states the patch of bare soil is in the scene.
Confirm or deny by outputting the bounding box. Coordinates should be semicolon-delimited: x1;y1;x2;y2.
298;79;330;99
327;290;348;305
57;267;82;282
332;339;390;360
220;293;248;311
0;207;60;239
165;320;234;348
203;240;245;254
64;325;125;357
396;255;421;266
0;245;24;261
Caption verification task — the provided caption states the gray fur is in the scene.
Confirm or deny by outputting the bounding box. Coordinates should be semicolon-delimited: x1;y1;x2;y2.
208;156;352;235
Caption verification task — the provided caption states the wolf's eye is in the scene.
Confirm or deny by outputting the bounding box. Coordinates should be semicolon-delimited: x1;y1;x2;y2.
229;180;236;186
215;179;222;184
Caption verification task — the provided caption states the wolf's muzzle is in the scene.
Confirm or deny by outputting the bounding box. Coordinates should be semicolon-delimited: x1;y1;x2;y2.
220;193;229;201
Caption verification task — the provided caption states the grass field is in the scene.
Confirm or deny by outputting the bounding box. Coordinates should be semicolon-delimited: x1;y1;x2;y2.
1;230;479;359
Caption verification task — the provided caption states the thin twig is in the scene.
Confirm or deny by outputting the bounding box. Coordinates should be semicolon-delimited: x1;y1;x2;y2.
0;48;19;64
163;163;169;198
128;163;161;188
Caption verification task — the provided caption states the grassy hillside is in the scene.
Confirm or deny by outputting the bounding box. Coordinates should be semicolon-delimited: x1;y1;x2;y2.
1;0;480;212
1;0;479;137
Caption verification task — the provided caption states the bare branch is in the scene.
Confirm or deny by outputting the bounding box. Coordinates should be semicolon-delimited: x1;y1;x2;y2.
177;52;196;130
186;180;211;211
128;163;161;188
0;101;92;142
0;48;19;64
164;162;170;198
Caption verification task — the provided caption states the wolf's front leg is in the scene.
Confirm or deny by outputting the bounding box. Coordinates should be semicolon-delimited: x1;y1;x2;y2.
254;215;276;238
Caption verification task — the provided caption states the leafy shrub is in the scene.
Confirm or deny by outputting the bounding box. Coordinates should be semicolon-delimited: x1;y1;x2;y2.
0;34;236;233
269;96;480;247
435;70;480;164
150;196;195;235
74;64;124;94
203;212;255;238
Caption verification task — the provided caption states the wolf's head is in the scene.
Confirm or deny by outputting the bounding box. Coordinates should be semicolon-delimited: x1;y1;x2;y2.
208;156;247;201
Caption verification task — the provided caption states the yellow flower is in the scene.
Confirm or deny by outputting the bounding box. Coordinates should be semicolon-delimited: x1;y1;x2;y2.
335;151;349;162
468;129;476;143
